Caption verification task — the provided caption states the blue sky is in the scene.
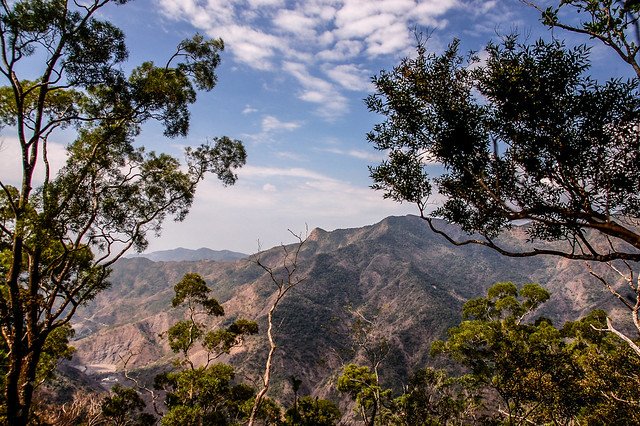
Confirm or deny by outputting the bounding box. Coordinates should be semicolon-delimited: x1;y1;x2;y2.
1;0;635;254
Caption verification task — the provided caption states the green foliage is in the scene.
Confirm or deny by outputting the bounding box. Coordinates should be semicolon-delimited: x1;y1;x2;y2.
157;364;245;425
156;274;260;425
101;384;155;426
536;0;640;77
174;34;224;91
432;282;585;424
36;325;75;385
284;396;341;426
203;318;259;356
367;34;640;262
166;273;257;362
390;368;480;426
167;320;203;356
337;364;390;425
433;282;640;424
0;1;245;423
562;311;640;424
156;364;257;426
172;273;224;316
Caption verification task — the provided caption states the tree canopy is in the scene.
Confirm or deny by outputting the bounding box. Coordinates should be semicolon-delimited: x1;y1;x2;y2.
368;35;640;262
432;282;640;425
0;1;246;424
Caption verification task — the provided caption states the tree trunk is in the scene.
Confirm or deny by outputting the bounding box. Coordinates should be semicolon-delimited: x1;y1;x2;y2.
6;340;43;426
247;305;277;426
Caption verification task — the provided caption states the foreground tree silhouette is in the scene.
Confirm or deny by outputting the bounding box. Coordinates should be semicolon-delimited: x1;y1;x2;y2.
522;0;640;77
0;2;246;424
368;35;640;262
367;33;640;348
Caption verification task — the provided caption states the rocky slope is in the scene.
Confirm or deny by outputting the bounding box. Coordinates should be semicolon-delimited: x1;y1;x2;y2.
69;215;626;399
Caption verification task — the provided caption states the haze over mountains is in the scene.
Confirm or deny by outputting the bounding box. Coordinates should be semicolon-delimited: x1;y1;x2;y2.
127;247;248;262
70;215;624;400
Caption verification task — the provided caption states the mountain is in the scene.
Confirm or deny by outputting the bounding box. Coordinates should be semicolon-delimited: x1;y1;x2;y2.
127;247;248;262
69;215;624;401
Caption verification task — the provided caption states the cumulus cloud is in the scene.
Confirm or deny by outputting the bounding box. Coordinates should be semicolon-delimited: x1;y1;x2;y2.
283;61;349;119
156;0;464;119
323;64;372;91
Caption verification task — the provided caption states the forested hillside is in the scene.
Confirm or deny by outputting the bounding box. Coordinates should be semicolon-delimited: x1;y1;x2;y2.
70;216;620;398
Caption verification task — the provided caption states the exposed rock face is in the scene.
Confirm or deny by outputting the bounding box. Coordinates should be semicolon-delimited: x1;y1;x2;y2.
71;215;626;397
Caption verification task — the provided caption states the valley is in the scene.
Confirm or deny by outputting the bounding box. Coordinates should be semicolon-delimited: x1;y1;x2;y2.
69;215;622;401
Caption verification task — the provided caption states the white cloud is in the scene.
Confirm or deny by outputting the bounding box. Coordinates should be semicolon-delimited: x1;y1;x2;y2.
283;61;349;119
316;39;362;61
261;115;302;132
413;0;460;23
321;147;384;162
242;105;258;114
216;24;286;70
239;165;331;181
248;0;285;7
155;0;465;121
334;12;398;40
276;151;307;162
0;135;67;187
273;9;318;38
147;162;419;253
323;64;372;91
263;183;277;192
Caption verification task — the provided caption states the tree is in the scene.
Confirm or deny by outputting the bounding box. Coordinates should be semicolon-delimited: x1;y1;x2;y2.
334;308;395;426
432;282;640;424
155;273;260;425
284;396;341;426
367;33;640;345
431;282;590;424
562;310;640;424
337;363;389;426
523;0;640;77
368;35;640;263
389;368;481;426
101;384;155;426
0;1;246;424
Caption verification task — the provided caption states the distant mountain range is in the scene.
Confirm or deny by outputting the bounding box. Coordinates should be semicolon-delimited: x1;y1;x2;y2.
127;247;248;262
70;215;625;401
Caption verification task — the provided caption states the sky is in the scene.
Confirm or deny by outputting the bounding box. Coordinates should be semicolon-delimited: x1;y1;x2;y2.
1;0;636;254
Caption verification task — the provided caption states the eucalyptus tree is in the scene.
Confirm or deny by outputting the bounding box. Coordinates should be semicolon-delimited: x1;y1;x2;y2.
0;1;246;424
368;36;640;262
524;0;640;77
367;33;640;345
155;273;261;425
433;283;640;424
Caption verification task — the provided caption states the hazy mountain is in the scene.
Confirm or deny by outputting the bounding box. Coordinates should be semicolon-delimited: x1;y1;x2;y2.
128;247;248;262
70;215;624;400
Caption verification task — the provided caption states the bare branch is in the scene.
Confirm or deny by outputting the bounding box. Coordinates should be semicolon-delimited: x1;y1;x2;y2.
248;229;308;426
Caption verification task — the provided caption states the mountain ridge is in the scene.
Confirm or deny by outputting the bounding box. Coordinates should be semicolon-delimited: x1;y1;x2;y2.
127;247;248;262
70;214;625;400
